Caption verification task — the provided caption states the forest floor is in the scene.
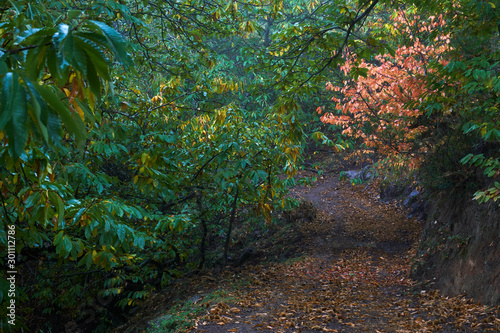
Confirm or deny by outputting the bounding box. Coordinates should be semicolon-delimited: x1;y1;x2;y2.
120;150;500;333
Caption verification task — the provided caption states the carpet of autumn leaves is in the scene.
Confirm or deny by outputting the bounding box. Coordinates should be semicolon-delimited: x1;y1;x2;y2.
190;153;500;333
117;151;500;333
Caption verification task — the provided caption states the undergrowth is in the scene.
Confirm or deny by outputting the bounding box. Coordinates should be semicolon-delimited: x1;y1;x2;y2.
146;289;237;333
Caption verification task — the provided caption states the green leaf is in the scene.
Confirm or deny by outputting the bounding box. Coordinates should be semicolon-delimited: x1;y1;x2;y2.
78;252;91;268
53;230;64;246
48;192;65;226
33;85;86;146
88;20;133;69
1;73;20;129
62;236;73;253
75;37;111;81
46;111;62;144
133;235;145;249
472;69;486;81
483;129;493;141
53;24;71;71
463;122;479;134
84;52;101;100
117;224;126;242
75;99;95;123
62;31;76;71
460;153;474;165
25;80;49;142
1;73;28;158
0;61;8;75
19;27;56;46
67;10;82;21
71;39;88;74
493;129;500;140
85;225;91;239
25;36;51;80
6;117;28;158
72;207;86;226
46;46;62;83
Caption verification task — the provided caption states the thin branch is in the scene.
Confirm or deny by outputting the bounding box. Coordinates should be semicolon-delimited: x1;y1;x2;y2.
0;190;13;224
101;108;138;120
191;151;224;181
297;0;380;88
4;41;54;54
46;269;103;280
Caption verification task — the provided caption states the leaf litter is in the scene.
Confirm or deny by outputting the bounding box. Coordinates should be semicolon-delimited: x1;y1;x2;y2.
191;153;500;332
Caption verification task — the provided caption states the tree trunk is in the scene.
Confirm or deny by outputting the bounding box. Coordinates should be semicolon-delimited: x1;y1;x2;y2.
264;17;274;48
198;217;207;271
223;187;239;266
196;195;208;271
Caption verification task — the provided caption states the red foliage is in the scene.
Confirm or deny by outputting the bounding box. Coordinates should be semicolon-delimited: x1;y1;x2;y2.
319;11;452;168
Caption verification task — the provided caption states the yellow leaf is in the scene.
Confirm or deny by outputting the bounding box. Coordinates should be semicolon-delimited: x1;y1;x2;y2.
245;21;254;33
74;103;85;120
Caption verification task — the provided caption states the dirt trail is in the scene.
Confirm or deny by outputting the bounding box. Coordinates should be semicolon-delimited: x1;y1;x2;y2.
190;169;500;332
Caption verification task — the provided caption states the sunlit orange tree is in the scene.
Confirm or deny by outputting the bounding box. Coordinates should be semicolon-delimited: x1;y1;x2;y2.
318;9;452;169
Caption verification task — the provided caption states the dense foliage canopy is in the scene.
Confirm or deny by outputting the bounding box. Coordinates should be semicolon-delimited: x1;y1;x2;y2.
319;0;499;198
0;0;498;331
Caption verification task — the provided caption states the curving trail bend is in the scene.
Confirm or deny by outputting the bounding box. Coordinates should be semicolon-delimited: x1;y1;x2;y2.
191;166;500;333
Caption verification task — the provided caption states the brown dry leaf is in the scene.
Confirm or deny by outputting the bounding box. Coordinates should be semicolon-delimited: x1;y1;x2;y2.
221;316;233;322
188;151;500;333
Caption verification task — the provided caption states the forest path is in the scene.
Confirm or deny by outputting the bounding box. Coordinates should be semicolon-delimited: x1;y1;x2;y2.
189;156;500;332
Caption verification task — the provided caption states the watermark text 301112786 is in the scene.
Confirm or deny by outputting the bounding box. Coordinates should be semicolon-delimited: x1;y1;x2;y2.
6;224;17;326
